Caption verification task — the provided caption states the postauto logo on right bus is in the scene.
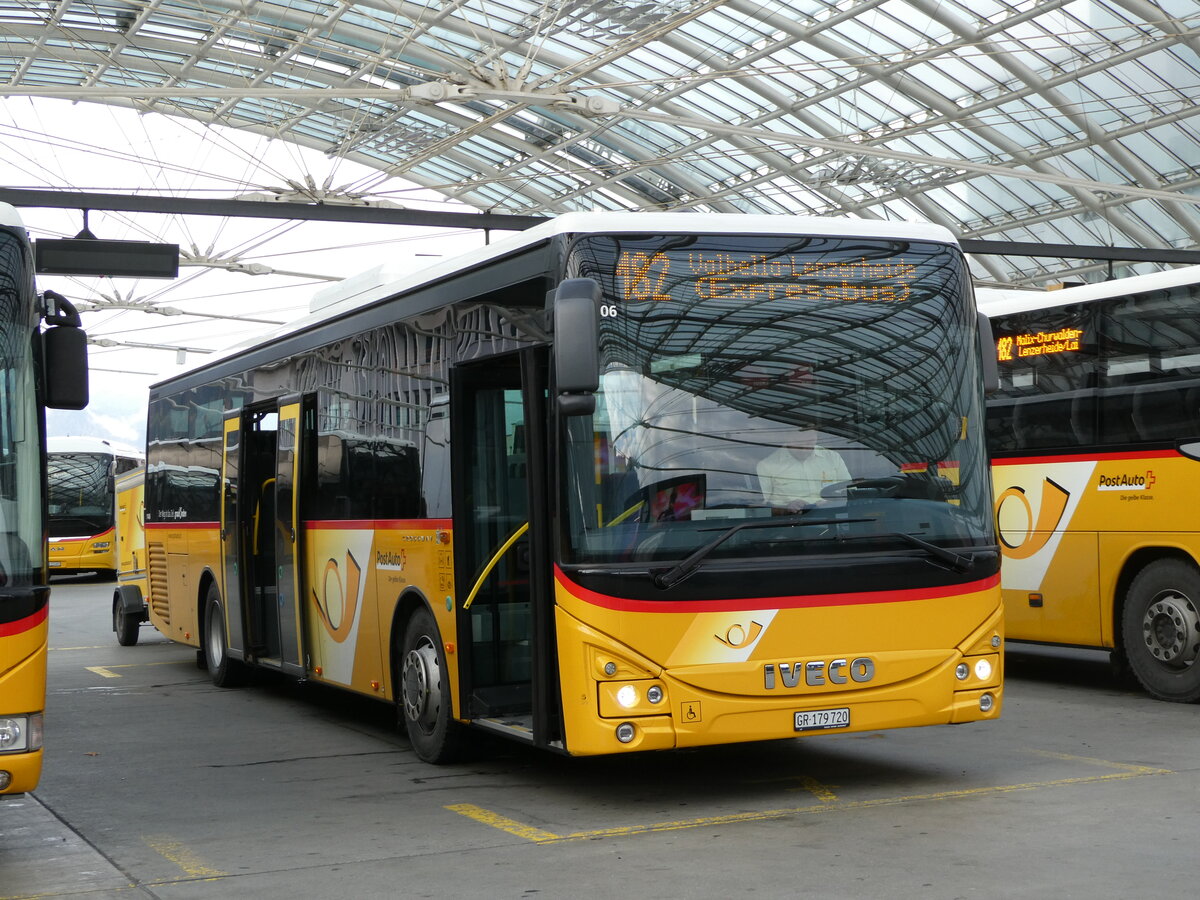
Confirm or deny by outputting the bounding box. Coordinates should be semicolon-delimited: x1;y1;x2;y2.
994;455;1163;564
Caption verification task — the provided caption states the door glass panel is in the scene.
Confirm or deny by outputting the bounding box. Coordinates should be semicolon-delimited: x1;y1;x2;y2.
467;386;530;689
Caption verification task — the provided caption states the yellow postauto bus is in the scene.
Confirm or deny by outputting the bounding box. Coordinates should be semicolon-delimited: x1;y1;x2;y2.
981;265;1200;702
0;202;89;796
47;437;143;579
144;213;1002;762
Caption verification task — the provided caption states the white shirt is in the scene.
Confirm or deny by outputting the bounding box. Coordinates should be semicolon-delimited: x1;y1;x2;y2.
757;445;851;506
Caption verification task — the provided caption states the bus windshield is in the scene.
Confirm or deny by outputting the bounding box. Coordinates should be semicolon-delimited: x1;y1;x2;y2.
561;232;993;568
48;453;116;538
0;230;43;590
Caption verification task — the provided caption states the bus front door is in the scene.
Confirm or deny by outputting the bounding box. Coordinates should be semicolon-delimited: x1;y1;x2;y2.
451;347;555;747
221;400;305;677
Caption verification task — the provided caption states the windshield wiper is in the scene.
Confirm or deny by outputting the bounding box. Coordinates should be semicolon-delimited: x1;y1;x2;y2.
832;530;974;573
652;515;870;590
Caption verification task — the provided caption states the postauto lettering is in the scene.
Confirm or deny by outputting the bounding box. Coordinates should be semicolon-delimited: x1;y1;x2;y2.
763;657;876;690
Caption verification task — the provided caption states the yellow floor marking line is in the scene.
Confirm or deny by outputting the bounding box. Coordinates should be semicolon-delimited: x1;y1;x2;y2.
445;804;562;842
52;644;109;651
447;755;1172;845
144;837;227;879
85;660;186;679
795;775;838;801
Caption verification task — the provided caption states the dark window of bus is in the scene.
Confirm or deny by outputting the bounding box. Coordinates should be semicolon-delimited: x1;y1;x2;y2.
988;304;1095;453
1097;284;1200;444
313;390;374;521
145;389;223;522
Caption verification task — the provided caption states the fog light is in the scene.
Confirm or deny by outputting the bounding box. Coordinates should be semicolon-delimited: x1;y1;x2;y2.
615;722;636;743
955;663;969;680
980;692;995;712
0;770;10;790
974;658;993;680
647;685;664;704
616;685;639;708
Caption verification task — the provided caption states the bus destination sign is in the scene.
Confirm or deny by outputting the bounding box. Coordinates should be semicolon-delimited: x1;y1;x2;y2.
616;251;918;305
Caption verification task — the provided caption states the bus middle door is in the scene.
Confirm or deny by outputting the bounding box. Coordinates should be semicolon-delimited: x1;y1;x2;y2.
227;401;305;677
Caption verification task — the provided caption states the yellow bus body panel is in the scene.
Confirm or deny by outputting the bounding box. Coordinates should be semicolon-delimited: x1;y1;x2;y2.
994;450;1200;648
0;614;46;794
146;524;220;645
48;526;117;574
553;572;1003;756
115;469;147;596
149;513;1001;755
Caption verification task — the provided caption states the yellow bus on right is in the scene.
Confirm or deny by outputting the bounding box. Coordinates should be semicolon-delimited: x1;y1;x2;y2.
980;264;1200;702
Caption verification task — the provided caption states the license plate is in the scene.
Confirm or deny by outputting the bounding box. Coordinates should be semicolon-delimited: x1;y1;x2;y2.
49;561;61;567
794;707;850;732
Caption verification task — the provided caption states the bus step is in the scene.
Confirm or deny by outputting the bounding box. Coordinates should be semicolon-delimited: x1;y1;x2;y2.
473;716;534;741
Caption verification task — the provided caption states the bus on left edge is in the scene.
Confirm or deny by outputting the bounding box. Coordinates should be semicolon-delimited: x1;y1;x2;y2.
0;202;89;796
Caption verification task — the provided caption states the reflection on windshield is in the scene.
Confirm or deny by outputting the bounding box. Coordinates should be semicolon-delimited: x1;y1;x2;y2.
561;233;993;568
48;454;115;536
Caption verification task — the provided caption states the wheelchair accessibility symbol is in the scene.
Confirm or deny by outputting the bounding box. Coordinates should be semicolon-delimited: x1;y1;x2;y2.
681;701;702;723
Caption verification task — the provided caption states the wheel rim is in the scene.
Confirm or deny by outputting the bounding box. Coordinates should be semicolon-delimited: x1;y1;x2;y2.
207;603;225;666
402;636;441;734
1141;589;1200;668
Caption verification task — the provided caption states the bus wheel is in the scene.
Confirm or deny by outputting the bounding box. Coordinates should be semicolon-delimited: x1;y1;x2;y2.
1121;560;1200;702
204;584;246;688
398;606;464;764
113;597;139;646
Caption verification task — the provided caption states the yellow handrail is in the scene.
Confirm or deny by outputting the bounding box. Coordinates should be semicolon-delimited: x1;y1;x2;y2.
462;521;529;610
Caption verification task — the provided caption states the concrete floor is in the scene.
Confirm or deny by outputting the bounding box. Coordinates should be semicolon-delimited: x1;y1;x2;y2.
3;575;1195;899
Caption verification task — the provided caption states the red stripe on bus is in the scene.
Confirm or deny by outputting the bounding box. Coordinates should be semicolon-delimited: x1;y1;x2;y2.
554;567;999;613
0;604;48;637
992;448;1181;466
303;519;453;530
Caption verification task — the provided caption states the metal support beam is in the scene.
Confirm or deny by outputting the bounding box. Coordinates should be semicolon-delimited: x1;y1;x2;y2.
960;239;1200;265
3;187;1199;264
0;187;544;231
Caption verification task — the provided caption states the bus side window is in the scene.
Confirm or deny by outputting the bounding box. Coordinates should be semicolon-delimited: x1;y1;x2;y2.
1132;383;1200;442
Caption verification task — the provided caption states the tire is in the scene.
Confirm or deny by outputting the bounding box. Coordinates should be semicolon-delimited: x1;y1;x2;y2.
204;583;247;688
1121;559;1200;702
398;606;465;764
113;596;139;646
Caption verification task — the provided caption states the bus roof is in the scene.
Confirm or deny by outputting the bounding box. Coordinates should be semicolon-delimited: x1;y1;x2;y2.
163;212;961;387
976;264;1200;317
48;436;144;459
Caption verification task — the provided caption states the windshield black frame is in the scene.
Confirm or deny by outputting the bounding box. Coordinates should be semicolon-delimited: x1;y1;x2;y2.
556;231;996;596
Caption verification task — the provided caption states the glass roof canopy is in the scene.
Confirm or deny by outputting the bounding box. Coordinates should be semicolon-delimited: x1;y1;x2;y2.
1;0;1198;286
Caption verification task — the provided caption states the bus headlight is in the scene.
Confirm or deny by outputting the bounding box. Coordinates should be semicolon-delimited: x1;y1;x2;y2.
616;685;639;708
974;658;993;680
0;715;39;753
955;663;969;680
